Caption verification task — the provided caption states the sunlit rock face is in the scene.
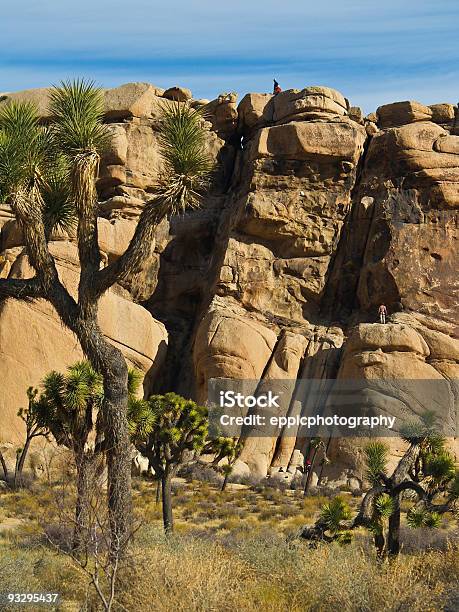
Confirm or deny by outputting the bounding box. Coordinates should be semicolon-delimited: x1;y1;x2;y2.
193;299;278;405
0;240;168;446
327;317;459;478
191;91;458;480
325;105;459;323
0;84;458;482
214;88;367;324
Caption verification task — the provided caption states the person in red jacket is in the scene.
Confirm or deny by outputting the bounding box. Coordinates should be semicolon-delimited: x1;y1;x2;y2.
273;79;282;95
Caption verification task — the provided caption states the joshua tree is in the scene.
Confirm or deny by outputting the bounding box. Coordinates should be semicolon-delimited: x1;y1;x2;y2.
303;437;329;497
0;82;213;554
299;412;459;557
13;387;51;488
128;392;208;533
209;437;243;491
0;449;8;481
39;361;104;548
38;362;145;549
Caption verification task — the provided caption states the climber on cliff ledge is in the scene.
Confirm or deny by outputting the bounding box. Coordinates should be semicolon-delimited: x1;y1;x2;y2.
378;304;387;324
273;79;282;95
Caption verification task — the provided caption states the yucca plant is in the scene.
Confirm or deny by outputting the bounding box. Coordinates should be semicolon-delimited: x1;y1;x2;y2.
208;436;243;491
400;410;439;446
0;101;75;238
156;102;213;213
406;507;442;529
364;441;389;487
96;101;214;292
368;493;396;556
49;80;109;280
300;496;354;545
375;493;395;518
42;155;76;234
424;451;456;487
40;361;103;549
42;361;103;447
13;387;51;488
320;496;352;533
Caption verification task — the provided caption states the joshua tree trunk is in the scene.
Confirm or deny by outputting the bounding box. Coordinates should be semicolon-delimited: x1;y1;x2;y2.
52;294;133;558
76;319;132;557
104;382;132;555
73;450;96;550
388;494;401;556
220;472;230;492
303;446;318;497
14;436;32;488
0;450;9;481
161;468;174;534
221;472;229;492
155;479;161;505
374;532;386;558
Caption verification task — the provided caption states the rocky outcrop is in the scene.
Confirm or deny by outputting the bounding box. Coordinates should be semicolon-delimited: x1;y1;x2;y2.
1;83;458;485
190;89;458;481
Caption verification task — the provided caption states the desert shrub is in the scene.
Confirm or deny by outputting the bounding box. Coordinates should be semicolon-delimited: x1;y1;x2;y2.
400;525;459;553
259;507;280;521
255;486;285;503
0;546;84;611
117;529;255;611
179;461;223;485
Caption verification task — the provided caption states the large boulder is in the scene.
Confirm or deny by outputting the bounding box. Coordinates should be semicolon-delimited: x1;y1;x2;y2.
273;86;348;123
162;86;192;102
429;103;456;125
103;82;165;120
376;101;432;128
250;119;366;162
0;88;53;121
325;320;459;478
193;301;277;403
238;93;274;135
203;93;239;139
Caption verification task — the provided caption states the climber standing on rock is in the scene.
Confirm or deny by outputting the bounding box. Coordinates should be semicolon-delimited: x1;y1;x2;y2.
273;79;282;95
378;304;387;324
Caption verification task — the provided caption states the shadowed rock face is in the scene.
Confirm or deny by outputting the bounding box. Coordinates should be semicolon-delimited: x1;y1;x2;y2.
0;85;457;483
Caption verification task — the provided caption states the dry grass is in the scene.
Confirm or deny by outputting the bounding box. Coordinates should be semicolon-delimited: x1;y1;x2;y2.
0;479;458;610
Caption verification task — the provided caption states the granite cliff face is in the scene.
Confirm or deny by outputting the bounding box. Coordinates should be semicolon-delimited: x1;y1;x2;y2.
0;83;458;484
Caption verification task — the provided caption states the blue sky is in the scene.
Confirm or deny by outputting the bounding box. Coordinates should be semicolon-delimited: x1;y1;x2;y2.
1;0;458;113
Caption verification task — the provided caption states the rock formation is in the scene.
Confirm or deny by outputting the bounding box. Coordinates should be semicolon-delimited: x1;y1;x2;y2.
0;83;457;485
